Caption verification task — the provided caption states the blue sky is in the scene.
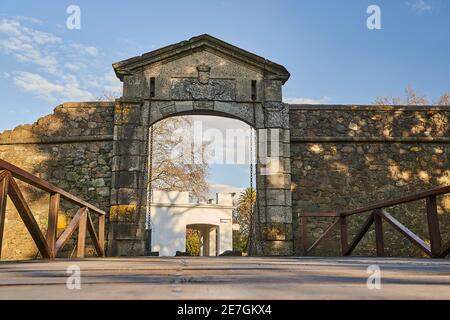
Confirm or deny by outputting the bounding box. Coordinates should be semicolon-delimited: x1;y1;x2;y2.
1;0;449;194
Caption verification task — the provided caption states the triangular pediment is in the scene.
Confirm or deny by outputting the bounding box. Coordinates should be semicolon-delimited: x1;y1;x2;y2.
112;34;290;84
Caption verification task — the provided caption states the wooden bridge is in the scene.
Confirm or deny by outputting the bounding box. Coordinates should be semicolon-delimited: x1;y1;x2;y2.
0;159;105;260
300;185;450;258
1;158;449;260
0;159;449;299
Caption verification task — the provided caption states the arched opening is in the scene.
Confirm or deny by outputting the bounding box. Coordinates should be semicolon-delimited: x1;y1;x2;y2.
186;224;219;257
109;35;293;257
145;114;256;256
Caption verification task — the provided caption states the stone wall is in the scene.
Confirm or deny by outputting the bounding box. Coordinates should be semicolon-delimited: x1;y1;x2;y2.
0;102;114;260
289;105;450;257
1;100;449;259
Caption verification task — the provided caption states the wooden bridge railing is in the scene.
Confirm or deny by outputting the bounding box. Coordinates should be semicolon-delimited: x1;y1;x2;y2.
300;185;450;258
0;159;105;259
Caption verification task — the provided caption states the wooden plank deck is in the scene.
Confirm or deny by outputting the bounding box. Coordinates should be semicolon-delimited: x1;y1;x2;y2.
0;257;449;299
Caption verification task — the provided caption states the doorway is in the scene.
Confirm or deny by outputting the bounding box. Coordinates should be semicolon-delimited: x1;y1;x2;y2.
186;224;219;256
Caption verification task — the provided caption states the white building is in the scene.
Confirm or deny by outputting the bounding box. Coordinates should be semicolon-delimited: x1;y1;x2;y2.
150;190;234;256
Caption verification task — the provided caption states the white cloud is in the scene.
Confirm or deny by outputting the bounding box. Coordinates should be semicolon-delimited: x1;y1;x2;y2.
13;71;63;101
13;71;94;102
102;70;122;95
70;43;99;56
0;17;122;103
407;0;432;13
64;62;82;71
283;96;332;104
12;16;43;25
0;18;60;73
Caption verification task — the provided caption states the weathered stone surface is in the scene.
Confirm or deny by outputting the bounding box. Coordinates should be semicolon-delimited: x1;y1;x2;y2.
2;36;447;261
107;240;145;256
171;78;236;101
110;35;292;257
289;105;450;257
263;223;293;241
0;102;114;260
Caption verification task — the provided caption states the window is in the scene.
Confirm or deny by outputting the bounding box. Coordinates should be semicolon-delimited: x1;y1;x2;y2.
150;77;156;98
251;80;257;101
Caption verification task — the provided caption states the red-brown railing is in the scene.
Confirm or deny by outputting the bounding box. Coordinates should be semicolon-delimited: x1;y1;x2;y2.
300;186;450;258
0;159;105;259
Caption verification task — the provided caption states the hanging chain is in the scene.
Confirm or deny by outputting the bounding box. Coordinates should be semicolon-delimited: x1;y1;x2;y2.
252;101;265;256
144;99;155;254
146;124;154;231
247;124;254;254
249;127;254;192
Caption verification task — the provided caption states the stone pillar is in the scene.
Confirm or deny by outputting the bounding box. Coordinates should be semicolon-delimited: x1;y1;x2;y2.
200;225;211;257
253;79;293;256
209;227;217;256
108;98;149;256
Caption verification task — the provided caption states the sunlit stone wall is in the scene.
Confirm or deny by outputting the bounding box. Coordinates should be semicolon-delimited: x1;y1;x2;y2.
289;104;450;256
0;101;448;259
0;102;115;259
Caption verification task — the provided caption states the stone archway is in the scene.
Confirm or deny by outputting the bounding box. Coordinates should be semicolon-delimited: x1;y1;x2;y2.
108;35;292;256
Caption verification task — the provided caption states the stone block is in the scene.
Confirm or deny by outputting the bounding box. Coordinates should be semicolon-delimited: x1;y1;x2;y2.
175;101;194;113
113;171;140;189
117;188;140;204
120;125;145;141
265;205;290;223
112;155;141;172
120;106;142;124
262;240;293;256
266;174;291;189
263;223;293;241
108;239;146;256
264;80;282;102
109;204;139;222
264;102;289;128
117;140;144;156
159;103;177;117
111;223;138;240
194;101;214;110
265;188;287;206
123;72;144;98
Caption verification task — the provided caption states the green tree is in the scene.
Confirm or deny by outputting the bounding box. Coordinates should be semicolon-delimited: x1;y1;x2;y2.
186;229;201;256
233;187;256;253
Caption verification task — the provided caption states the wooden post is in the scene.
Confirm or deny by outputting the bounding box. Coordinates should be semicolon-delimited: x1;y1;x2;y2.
339;216;348;256
426;195;442;257
98;214;105;257
374;210;384;257
7;176;51;259
301;216;308;256
0;175;9;259
76;208;88;258
46;193;60;258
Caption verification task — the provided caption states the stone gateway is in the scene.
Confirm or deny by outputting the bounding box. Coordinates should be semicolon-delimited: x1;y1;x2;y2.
0;34;448;259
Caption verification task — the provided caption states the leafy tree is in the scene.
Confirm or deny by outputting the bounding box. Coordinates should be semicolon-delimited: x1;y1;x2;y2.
233;187;256;253
186;229;201;256
149;116;210;201
96;93;210;201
